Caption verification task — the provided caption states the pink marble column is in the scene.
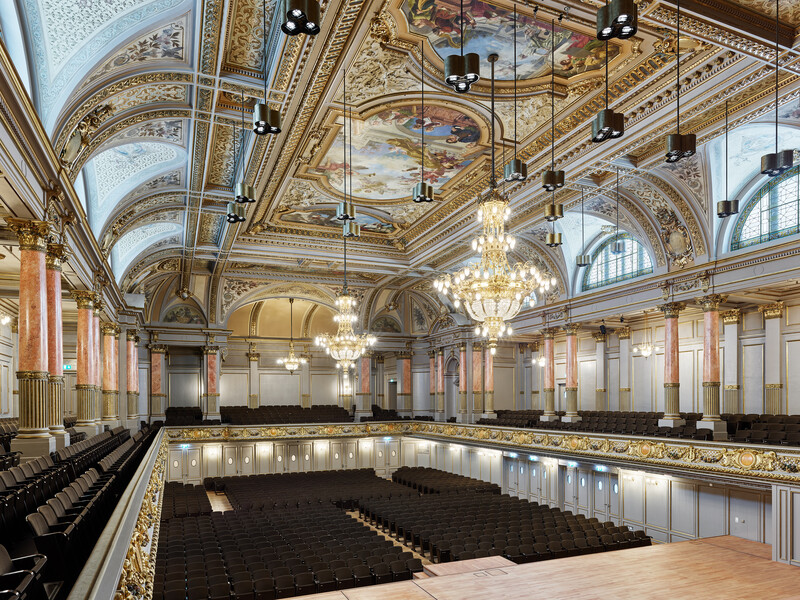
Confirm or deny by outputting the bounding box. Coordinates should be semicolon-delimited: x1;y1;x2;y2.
397;352;412;415
126;329;140;421
659;302;686;421
46;244;67;446
436;349;444;416
8;220;51;454
542;327;558;418
92;305;102;425
203;346;220;418
428;351;436;413
698;295;727;435
357;353;371;414
72;291;94;428
102;323;119;424
563;323;580;421
149;343;167;421
484;346;494;414
458;345;467;415
472;342;483;417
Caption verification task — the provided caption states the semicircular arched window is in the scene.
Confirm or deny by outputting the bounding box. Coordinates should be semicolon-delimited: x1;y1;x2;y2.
582;233;653;291
731;165;800;251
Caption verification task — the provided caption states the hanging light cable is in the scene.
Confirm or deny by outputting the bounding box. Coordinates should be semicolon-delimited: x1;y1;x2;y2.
254;0;282;135
665;0;696;163
611;167;624;254
444;0;480;93
336;70;357;225
413;42;434;202
543;17;565;197
761;0;793;176
504;6;527;182
235;91;255;203
577;187;590;266
717;100;740;217
591;30;624;143
278;298;307;373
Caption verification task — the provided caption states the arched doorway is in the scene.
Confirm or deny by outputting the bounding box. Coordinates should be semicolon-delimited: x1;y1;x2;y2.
444;355;460;422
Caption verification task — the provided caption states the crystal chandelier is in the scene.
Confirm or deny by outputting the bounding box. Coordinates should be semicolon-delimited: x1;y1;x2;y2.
633;310;659;357
315;80;376;369
278;298;307;374
434;54;555;353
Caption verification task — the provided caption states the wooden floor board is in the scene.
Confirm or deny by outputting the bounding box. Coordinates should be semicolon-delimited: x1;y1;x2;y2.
300;537;797;600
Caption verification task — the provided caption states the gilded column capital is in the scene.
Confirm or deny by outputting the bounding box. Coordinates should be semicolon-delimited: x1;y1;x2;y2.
398;351;413;359
126;328;139;342
721;309;742;325
71;290;95;310
45;243;68;271
149;344;168;354
528;341;540;353
7;218;49;252
563;323;580;336
375;354;385;364
203;345;219;355
472;342;483;352
246;351;260;361
101;322;121;337
436;348;443;356
658;302;686;319
542;327;560;339
696;294;728;312
616;326;631;340
428;350;436;358
592;331;607;343
758;302;784;320
10;318;18;334
93;297;104;315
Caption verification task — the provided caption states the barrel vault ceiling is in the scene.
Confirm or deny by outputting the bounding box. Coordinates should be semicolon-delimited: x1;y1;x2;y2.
5;0;800;327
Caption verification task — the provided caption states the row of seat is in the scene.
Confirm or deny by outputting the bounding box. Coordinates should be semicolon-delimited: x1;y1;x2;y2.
0;451;20;472
392;466;501;495
0;419;17;453
163;482;213;519
220;406;353;426
0;544;48;600
25;427;158;593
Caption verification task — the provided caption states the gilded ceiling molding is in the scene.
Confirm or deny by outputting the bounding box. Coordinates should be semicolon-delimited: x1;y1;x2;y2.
190;120;211;192
220;280;338;323
199;0;225;75
642;173;708;256
248;301;263;337
301;303;318;338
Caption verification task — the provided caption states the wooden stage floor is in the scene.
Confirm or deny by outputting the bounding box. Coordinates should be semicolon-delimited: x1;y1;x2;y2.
301;536;797;600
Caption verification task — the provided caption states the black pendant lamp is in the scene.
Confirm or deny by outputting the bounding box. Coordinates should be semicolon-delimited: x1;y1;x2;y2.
444;0;480;93
545;191;562;247
664;0;696;163
717;100;740;218
226;202;246;223
254;0;281;135
597;0;637;41
413;42;434;203
542;18;565;194
610;168;624;254
504;6;527;182
576;187;590;266
591;35;624;142
235;91;255;203
761;0;793;177
337;70;357;224
281;0;320;36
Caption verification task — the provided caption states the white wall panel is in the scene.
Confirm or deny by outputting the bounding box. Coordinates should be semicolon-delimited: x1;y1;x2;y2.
786;340;800;415
742;344;764;414
311;374;338;405
678;350;695;412
632;356;652;412
220;372;248;406
169;373;201;407
608;357;619;411
260;373;300;405
579;360;596;411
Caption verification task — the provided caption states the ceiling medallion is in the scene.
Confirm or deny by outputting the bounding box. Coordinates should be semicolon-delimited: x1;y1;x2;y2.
434;54;556;353
760;0;793;177
281;0;321;36
443;0;480;93
664;0;696;163
254;0;282;135
542;17;565;193
503;6;527;183
278;298;307;374
413;41;434;203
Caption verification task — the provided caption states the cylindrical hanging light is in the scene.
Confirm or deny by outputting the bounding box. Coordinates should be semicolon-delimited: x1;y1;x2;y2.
234;91;255;203
717;100;740;218
542;18;565;193
544;202;564;221
761;0;792;176
546;232;562;247
235;182;256;204
444;0;480;93
343;220;360;238
504;7;527;182
226;202;246;223
591;38;625;144
413;182;434;203
413;41;434;203
254;0;282;135
281;0;320;36
664;0;696;163
577;187;591;267
336;201;356;221
597;0;637;40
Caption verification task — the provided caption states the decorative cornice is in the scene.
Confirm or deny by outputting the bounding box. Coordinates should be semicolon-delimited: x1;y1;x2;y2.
721;309;742;325
758;302;784;320
528;341;540;353
658;302;686;319
7;218;49;252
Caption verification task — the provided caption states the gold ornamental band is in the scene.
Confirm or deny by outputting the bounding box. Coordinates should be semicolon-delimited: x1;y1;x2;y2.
127;391;140;416
724;384;740;390
596;388;607;393
16;370;50;438
721;309;741;324
765;383;783;389
619;387;631;392
565;387;578;391
703;381;721;387
664;382;681;388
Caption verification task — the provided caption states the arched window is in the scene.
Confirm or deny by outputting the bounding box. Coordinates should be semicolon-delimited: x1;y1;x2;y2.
731;165;800;251
582;233;653;291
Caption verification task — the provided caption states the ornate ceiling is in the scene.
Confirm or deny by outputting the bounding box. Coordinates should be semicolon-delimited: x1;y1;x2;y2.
4;0;799;329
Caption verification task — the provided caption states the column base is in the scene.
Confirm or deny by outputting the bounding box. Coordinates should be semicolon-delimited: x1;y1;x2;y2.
354;410;372;422
51;430;70;450
562;415;582;423
101;419;120;429
10;436;55;460
301;394;311;409
619;388;631;412
658;418;686;428
539;414;560;422
481;412;496;420
126;419;141;433
696;420;728;440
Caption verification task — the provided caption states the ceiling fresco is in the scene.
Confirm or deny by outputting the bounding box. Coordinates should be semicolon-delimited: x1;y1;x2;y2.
400;0;619;79
3;0;798;324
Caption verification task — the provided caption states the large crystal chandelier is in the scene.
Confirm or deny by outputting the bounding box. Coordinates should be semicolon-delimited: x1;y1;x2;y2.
433;53;556;353
315;74;377;369
278;298;307;373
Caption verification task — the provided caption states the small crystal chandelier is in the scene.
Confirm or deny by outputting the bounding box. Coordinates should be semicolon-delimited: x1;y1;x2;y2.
633;310;659;357
278;298;307;374
533;355;545;367
434;54;556;354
